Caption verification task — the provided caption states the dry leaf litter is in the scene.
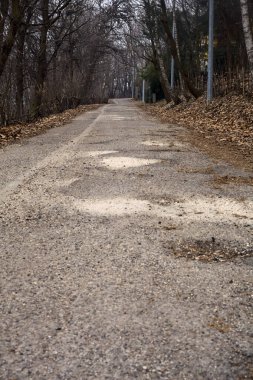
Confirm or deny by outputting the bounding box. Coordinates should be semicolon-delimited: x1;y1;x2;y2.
141;94;253;170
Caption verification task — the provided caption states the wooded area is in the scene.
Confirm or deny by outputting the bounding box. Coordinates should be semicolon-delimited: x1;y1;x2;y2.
0;0;252;125
136;0;253;102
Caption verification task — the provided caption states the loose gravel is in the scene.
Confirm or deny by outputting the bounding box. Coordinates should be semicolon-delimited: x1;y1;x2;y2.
0;99;252;380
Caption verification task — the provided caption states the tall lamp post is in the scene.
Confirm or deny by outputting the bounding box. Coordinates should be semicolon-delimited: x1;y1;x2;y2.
142;79;145;102
132;66;135;98
207;0;214;103
170;0;176;89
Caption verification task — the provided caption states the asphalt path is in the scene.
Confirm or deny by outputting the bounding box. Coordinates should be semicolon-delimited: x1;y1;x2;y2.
0;99;252;379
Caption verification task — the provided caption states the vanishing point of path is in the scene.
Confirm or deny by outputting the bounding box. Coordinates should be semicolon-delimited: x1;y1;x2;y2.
0;99;252;379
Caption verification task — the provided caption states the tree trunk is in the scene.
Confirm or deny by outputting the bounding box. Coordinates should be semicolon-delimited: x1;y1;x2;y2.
154;38;181;104
31;0;49;117
82;57;99;103
15;4;34;120
15;26;26;119
0;0;23;79
173;11;191;100
240;0;253;75
160;0;202;99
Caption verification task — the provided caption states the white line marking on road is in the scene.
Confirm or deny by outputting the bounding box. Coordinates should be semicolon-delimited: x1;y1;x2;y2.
0;106;107;201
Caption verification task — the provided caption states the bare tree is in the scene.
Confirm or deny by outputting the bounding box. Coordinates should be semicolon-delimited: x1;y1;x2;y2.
141;0;181;104
159;0;202;98
31;0;73;117
0;0;135;124
240;0;253;75
0;0;25;78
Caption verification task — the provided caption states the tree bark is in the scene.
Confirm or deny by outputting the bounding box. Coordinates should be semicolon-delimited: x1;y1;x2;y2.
16;2;33;120
31;0;49;117
240;0;253;75
15;27;26;119
154;37;181;104
173;10;191;100
0;0;23;79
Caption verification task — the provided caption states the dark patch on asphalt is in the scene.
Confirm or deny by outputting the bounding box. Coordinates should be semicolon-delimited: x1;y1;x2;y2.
86;139;117;144
212;175;253;187
165;239;253;263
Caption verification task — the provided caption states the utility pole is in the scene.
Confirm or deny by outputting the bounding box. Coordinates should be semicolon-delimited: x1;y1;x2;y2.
207;0;214;103
142;79;145;102
170;0;176;89
132;67;135;98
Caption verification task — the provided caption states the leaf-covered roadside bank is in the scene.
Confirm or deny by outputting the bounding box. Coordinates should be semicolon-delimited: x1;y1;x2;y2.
140;95;253;171
0;105;101;148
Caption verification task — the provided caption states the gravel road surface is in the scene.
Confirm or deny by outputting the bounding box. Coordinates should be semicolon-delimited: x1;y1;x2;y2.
0;99;252;379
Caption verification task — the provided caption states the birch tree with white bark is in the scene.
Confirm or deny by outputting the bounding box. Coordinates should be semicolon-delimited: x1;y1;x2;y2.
240;0;253;75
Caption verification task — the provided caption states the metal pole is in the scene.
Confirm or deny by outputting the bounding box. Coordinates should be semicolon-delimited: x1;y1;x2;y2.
142;79;145;102
132;67;135;98
171;0;176;89
207;0;214;103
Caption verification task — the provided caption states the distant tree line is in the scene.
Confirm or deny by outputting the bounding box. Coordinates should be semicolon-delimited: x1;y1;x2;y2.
0;0;133;125
130;0;253;103
0;0;252;125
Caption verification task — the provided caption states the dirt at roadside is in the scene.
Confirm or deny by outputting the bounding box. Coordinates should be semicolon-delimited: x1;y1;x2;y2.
0;104;101;148
140;95;253;171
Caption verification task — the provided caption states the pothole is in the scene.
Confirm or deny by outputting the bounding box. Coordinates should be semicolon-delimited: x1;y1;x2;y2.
177;166;215;175
56;178;79;187
143;195;184;206
166;239;253;263
71;197;151;216
101;157;160;169
86;139;116;145
141;140;187;149
141;141;169;147
212;175;253;187
110;116;134;120
83;150;118;157
175;197;252;222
